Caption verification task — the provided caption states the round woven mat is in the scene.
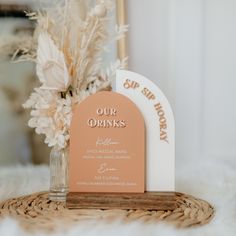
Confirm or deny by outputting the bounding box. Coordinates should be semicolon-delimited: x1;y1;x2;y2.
0;192;214;232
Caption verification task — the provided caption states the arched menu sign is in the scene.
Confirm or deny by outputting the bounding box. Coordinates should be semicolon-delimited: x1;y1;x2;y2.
116;70;175;192
69;91;145;193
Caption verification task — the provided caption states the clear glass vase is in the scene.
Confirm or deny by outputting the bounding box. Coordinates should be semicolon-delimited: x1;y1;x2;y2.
49;146;69;201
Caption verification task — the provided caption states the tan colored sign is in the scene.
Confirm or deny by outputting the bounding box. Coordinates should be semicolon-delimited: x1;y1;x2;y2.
69;91;145;193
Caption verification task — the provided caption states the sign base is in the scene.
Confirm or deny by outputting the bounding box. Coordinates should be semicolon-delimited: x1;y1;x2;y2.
66;192;177;211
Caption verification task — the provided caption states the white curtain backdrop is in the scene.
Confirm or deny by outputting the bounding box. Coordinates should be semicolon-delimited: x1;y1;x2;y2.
127;0;236;163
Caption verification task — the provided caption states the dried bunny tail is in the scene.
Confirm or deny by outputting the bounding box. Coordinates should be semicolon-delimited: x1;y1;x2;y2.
74;4;110;91
73;2;128;91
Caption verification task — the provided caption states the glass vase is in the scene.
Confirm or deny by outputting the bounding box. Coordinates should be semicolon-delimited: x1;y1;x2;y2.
49;146;69;201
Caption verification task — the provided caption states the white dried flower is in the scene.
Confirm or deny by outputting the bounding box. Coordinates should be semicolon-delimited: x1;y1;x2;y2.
36;32;70;92
20;0;128;150
23;88;73;149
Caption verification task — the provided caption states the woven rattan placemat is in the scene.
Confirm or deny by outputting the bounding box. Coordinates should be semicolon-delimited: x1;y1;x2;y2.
0;192;214;232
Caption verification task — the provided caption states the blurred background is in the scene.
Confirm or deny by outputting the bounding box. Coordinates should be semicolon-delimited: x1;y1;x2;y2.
0;0;41;165
0;0;235;168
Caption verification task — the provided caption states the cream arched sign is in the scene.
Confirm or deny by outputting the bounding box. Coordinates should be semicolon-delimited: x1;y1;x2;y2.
116;70;175;191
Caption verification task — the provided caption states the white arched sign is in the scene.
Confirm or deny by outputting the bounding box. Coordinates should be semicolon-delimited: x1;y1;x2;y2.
116;70;175;191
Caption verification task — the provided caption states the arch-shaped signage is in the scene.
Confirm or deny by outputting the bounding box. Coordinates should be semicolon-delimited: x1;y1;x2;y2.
116;70;175;191
69;91;145;193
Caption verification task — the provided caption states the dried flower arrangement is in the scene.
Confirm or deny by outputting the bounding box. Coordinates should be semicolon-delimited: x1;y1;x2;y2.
18;0;128;150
